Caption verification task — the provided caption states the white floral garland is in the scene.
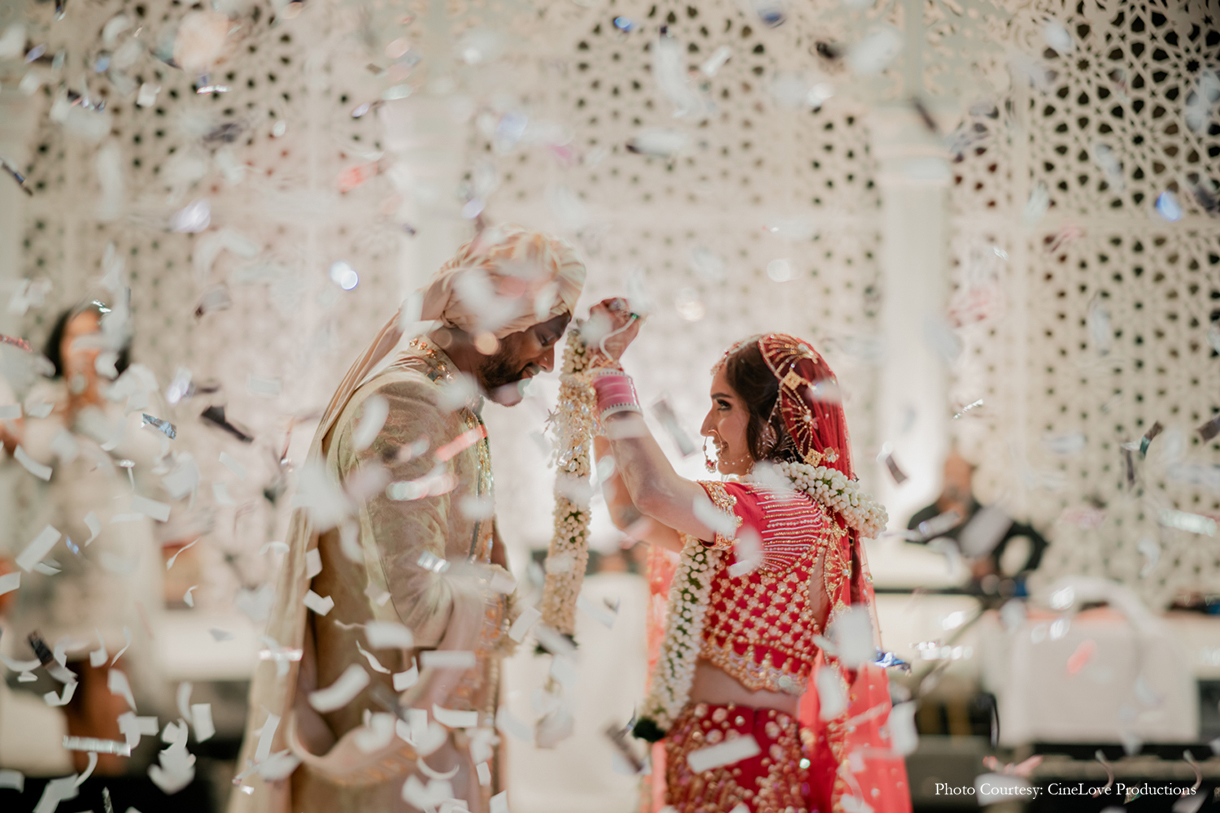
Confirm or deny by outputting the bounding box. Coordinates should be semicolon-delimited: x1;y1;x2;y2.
638;536;722;733
539;327;597;636
772;460;889;539
636;463;887;739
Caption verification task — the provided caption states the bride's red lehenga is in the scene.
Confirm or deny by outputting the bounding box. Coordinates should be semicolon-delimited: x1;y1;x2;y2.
641;335;912;813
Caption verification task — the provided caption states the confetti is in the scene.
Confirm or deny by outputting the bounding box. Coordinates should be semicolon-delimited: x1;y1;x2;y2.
0;333;32;351
148;721;196;794
0;572;19;596
686;734;760;773
1159;509;1217;537
14;446;52;481
952;399;984;420
0;157;33;197
309;665;369;713
508;606;542;643
0;770;23;793
626;129;689;158
1138;421;1163;457
1041;19;1073;54
347;396;391;453
171;199;211;233
873;651;910;672
432;704;479;728
652;398;697;455
751;0;784;27
393;663;418;691
108;668;136;711
576;593;618;628
1089;143;1124;191
194;286;232;319
1065;639;1096;675
200;406;254;443
877;443;908;484
1023;181;1050;226
1155;190;1183;221
417;551;450;573
365;621;414;650
700;46;732;76
603;721;645;774
420;651;476;669
303;590;334;616
846;27;902;76
192;704;214;741
142;413;177;439
1197;414;1220;442
435;426;487;462
17;525;61;572
131;495;171;522
62;736;132;756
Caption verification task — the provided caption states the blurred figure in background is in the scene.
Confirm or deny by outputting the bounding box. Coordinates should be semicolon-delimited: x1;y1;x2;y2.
0;301;169;776
907;448;1049;590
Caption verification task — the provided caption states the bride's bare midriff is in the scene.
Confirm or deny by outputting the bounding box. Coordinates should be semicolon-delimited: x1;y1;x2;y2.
689;659;800;716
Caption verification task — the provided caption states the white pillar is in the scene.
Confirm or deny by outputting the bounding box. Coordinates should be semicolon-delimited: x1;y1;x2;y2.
872;104;952;527
380;94;470;298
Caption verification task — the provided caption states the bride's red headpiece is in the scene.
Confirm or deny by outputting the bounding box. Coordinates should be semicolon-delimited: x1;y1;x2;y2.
756;333;854;480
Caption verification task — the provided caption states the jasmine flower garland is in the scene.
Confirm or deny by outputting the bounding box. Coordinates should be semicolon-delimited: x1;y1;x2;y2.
540;327;597;636
772;460;888;539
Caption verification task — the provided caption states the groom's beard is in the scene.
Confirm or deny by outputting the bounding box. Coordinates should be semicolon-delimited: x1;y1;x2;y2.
479;353;542;405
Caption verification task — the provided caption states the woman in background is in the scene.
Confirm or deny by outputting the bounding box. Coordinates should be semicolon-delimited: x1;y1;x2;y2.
588;303;910;813
0;301;167;776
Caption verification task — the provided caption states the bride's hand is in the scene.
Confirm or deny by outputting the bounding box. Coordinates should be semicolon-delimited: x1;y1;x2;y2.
587;298;642;362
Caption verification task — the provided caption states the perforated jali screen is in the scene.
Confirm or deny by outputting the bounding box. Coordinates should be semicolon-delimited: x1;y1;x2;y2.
6;0;1219;609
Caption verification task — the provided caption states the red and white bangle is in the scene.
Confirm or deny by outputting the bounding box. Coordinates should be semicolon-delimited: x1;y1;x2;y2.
591;368;642;420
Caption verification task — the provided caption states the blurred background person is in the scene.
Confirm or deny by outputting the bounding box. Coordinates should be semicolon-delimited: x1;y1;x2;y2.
0;301;171;778
906;448;1049;592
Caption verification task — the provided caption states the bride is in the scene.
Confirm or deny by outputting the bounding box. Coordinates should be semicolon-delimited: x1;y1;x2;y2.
583;301;911;813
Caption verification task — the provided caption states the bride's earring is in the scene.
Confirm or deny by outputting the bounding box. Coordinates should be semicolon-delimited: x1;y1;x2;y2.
703;437;717;473
760;422;778;455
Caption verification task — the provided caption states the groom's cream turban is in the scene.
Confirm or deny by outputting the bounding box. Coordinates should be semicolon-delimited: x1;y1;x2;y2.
420;225;587;339
318;227;586;433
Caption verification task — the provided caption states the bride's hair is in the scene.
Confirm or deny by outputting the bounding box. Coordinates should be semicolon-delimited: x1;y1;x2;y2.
721;340;800;465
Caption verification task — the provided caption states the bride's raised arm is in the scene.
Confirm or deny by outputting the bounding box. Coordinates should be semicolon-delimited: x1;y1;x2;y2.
582;300;719;550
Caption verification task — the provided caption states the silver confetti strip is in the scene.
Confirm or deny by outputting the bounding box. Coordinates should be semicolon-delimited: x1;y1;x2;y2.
141;413;177;439
63;736;132;756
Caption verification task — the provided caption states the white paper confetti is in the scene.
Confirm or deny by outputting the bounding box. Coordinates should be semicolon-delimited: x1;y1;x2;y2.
432;704;478;729
131;494;171;522
304;549;323;580
303;590;334;616
0;571;19;597
109;669;136;712
365;621;414;650
219;451;247;480
254;710;280;763
393;663;418;691
353;395;389;451
420;650;475;670
686;734;760;773
14;445;51;480
191;703;215;742
309;665;369;712
508;606;542;643
17;525;61;572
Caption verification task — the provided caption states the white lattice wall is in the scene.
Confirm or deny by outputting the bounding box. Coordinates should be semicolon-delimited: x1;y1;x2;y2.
3;0;1218;610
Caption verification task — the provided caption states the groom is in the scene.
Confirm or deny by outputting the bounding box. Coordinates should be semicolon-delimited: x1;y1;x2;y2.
230;226;586;813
